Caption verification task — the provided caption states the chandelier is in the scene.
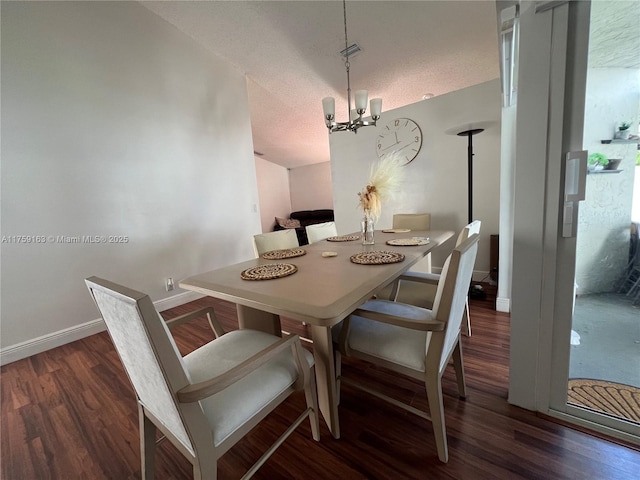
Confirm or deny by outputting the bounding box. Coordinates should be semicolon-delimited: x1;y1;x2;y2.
322;0;382;133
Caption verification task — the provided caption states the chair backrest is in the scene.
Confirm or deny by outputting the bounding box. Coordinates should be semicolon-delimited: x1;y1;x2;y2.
305;221;338;244
456;219;481;246
253;229;299;256
85;277;198;455
428;234;479;373
392;213;431;231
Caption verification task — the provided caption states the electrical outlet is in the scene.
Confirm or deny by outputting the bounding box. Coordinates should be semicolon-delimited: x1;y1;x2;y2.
166;277;174;292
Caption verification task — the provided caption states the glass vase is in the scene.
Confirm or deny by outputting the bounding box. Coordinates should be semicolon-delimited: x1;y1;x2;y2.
361;214;375;245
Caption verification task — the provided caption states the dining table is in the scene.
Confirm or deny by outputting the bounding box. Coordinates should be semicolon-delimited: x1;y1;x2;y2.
179;229;454;439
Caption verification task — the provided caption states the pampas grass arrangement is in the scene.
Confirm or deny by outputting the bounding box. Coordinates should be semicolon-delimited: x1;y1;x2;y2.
357;153;404;220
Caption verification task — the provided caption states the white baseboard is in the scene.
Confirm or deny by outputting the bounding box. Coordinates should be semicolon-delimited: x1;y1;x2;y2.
0;318;107;367
496;297;511;313
154;290;204;312
0;290;204;366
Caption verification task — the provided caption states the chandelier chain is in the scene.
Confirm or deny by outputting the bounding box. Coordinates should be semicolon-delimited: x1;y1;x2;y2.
343;0;351;121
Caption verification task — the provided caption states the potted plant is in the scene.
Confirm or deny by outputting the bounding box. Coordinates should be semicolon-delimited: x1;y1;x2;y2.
614;121;632;140
605;158;622;170
588;152;608;171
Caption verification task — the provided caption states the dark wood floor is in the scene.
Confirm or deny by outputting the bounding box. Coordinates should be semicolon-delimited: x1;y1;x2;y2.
2;289;639;479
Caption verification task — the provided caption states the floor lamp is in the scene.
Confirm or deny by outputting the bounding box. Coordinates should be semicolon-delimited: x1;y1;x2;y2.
457;128;484;224
457;127;485;298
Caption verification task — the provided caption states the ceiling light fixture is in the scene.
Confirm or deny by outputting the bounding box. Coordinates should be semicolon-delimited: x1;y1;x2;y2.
322;0;382;134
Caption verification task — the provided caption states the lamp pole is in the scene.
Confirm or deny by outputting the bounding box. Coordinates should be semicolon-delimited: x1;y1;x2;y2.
457;128;484;224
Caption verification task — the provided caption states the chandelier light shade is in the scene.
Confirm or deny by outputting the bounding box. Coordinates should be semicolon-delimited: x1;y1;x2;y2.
323;0;382;133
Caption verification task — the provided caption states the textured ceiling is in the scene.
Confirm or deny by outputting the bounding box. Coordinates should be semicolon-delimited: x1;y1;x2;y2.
589;0;640;68
142;1;500;169
141;1;639;169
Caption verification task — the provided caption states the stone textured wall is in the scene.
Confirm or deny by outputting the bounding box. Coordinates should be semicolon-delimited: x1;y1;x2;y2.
576;68;639;294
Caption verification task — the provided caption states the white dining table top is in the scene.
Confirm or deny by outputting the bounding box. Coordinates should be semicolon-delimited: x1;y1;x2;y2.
179;230;454;327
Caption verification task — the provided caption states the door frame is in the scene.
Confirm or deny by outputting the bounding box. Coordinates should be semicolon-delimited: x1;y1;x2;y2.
508;0;639;443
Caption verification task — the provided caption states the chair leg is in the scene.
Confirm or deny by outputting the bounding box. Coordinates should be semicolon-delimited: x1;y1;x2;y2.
425;373;449;463
463;297;471;336
138;405;156;480
193;458;217;480
305;367;321;441
335;350;342;405
451;339;467;399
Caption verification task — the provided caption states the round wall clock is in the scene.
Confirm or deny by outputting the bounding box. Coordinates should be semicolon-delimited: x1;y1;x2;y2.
376;118;423;165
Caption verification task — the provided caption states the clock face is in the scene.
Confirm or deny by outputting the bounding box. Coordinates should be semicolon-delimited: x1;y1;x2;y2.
376;118;423;164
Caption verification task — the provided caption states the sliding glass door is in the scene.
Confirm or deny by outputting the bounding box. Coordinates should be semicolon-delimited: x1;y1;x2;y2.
507;0;639;442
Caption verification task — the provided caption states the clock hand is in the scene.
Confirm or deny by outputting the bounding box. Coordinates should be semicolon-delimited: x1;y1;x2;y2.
396;143;418;153
380;140;400;152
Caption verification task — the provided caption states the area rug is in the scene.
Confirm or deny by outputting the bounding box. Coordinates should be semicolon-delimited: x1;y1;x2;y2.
568;379;640;423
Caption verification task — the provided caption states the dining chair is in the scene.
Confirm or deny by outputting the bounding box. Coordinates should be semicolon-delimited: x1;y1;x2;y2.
392;213;431;229
85;276;319;479
305;221;338;244
392;213;432;272
335;233;480;463
376;212;433;299
253;229;299;257
392;220;481;336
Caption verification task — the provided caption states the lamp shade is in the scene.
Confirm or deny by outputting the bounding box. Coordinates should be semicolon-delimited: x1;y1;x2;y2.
322;97;335;117
355;90;368;111
370;98;382;117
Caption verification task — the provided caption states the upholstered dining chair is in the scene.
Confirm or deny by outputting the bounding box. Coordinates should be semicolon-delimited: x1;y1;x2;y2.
392;220;481;336
85;276;319;479
253;229;299;257
392;213;432;272
376;212;433;299
305;221;338;244
335;233;479;463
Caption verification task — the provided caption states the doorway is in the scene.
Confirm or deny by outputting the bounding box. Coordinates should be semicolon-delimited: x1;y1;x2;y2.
567;0;640;426
505;0;639;443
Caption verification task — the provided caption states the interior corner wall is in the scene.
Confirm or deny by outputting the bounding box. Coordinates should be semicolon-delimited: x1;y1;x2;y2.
255;157;292;232
289;162;334;212
329;80;502;274
0;2;261;358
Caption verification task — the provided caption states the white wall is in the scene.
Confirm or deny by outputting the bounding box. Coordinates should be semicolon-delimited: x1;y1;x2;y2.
1;2;261;361
255;157;292;232
329;80;502;274
289;162;334;212
576;68;639;293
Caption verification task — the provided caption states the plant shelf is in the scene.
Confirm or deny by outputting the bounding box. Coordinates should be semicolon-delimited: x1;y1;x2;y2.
600;139;639;144
588;169;623;174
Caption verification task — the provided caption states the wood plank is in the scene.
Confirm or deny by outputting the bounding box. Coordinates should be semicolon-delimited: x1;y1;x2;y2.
1;287;638;479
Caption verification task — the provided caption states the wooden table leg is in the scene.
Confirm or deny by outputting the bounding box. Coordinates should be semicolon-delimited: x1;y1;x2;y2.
310;325;341;439
236;305;282;337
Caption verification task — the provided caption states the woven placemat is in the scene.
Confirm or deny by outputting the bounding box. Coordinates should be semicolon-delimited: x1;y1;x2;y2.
350;251;405;265
386;238;429;246
240;263;298;280
261;248;306;260
327;235;360;242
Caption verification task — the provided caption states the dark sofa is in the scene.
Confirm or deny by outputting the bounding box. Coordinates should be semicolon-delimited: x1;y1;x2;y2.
274;209;334;245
